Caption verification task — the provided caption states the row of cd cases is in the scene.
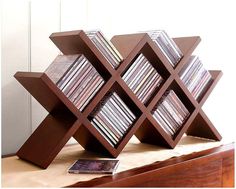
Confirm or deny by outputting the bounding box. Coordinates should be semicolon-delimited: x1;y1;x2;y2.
86;30;183;69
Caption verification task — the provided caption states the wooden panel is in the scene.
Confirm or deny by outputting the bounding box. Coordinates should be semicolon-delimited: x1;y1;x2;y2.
186;110;222;141
222;154;235;187
111;158;222;187
17;110;78;169
111;33;147;59
14;72;62;113
68;143;234;187
1;0;31;155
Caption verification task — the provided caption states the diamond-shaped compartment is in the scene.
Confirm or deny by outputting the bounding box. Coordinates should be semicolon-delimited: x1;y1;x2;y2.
151;80;195;140
122;43;170;106
88;82;142;149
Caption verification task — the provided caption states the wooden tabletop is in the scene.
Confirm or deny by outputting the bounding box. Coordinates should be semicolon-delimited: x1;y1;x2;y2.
1;136;233;187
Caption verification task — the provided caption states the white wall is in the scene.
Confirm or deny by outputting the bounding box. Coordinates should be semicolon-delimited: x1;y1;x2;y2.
2;0;32;155
2;0;235;155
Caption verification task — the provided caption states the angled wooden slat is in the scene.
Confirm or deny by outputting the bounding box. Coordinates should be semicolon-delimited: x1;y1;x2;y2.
186;110;222;141
14;72;62;113
198;70;223;106
17;111;79;169
111;33;147;59
174;36;201;74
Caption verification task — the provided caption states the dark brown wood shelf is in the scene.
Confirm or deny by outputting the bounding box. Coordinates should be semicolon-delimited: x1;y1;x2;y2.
14;30;222;168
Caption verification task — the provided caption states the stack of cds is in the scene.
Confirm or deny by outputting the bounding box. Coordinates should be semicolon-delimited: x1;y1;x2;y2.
146;30;183;67
45;54;104;111
86;30;123;69
152;90;190;137
90;92;136;147
179;56;212;101
122;53;163;104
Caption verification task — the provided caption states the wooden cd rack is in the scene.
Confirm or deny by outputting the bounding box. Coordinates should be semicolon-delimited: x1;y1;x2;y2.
14;30;222;168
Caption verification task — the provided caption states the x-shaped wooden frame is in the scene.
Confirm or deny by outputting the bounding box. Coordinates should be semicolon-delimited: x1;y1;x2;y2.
15;31;222;168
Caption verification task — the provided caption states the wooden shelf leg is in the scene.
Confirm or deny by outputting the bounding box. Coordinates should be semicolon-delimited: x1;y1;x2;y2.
17;112;80;169
186;110;222;141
